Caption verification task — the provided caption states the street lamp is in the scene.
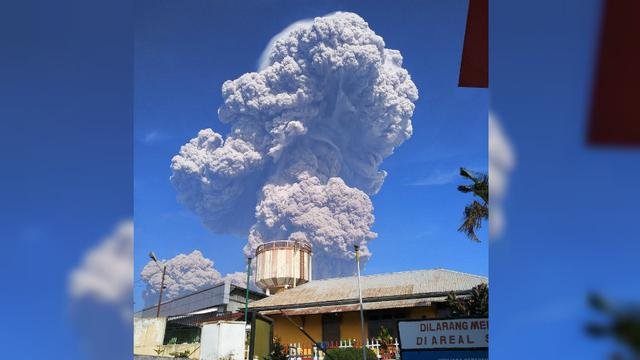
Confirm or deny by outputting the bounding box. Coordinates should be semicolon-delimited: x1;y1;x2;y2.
244;256;252;325
149;251;167;318
354;245;367;360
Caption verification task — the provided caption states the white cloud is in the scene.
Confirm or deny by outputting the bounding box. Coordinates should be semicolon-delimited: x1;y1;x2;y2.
407;168;460;186
141;130;166;145
68;220;133;320
489;112;515;240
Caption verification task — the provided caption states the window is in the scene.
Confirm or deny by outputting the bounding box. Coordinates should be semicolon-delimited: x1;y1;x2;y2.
322;313;342;342
367;310;406;339
163;322;201;344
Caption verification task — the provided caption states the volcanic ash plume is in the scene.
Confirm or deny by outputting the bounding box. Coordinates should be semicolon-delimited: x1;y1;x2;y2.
140;250;222;306
170;12;418;278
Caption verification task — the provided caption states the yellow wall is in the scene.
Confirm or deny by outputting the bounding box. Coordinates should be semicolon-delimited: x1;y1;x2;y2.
340;311;368;341
272;314;322;347
271;305;439;345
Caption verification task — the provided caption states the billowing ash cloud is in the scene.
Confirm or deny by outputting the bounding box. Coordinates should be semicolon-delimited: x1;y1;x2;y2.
140;251;260;306
489;112;515;240
68;220;133;360
140;250;221;306
223;271;247;286
171;12;418;278
222;271;261;292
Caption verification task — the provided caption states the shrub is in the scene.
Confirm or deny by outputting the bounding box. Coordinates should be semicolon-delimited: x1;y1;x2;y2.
153;345;165;355
325;347;377;360
169;349;193;358
263;337;287;360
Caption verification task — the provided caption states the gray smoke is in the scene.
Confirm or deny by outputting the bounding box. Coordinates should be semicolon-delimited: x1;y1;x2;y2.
140;251;259;306
171;12;418;278
140;250;221;306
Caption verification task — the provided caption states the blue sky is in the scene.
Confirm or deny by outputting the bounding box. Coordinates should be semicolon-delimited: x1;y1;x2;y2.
134;0;488;311
0;0;132;358
491;0;640;357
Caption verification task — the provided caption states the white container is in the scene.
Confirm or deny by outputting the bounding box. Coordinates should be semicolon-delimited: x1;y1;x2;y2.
200;321;246;360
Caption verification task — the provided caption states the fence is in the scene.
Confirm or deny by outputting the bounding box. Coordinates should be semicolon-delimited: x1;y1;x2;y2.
286;338;401;360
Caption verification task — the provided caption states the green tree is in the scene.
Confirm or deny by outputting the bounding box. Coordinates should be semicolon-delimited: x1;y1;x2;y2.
457;167;488;242
446;283;489;318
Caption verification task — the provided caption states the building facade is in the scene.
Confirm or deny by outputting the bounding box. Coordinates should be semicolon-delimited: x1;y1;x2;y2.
137;280;265;318
134;280;266;358
248;269;487;349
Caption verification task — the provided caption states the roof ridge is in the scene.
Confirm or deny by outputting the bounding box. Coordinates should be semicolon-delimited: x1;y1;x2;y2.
433;268;488;280
275;268;487;289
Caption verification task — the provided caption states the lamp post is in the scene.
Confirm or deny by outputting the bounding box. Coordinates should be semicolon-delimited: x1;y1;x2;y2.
149;251;167;318
244;256;252;325
354;245;367;360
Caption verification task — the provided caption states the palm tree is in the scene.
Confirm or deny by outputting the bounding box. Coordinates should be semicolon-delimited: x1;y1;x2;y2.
446;283;489;318
586;293;640;357
457;167;488;242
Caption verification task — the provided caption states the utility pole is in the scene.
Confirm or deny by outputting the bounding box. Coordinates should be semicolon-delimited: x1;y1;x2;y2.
244;257;252;325
156;264;166;318
149;251;167;318
354;245;367;360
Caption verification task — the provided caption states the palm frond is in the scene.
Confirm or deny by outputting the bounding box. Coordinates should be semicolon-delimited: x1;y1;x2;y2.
458;200;488;242
459;167;477;181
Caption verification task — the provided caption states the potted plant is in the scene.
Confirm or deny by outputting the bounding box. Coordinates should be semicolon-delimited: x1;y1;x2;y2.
376;326;395;359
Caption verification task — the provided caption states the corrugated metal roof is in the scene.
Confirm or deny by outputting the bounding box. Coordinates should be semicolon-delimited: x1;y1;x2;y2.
166;311;244;327
249;268;486;311
259;297;447;316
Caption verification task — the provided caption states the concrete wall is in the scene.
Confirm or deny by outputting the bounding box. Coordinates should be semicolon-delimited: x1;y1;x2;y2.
135;344;200;360
134;316;201;358
134;317;167;354
153;343;200;359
